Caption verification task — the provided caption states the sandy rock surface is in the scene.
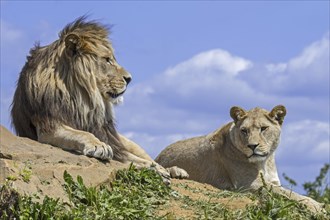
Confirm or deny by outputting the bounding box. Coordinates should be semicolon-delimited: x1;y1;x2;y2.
0;125;128;202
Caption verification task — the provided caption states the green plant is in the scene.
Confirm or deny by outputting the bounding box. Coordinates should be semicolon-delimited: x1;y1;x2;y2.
303;163;330;204
283;163;330;205
6;175;18;181
282;173;297;188
62;163;170;219
20;167;32;183
16;195;65;220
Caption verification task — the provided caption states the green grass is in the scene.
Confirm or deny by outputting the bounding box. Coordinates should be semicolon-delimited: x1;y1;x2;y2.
0;163;329;219
246;184;322;220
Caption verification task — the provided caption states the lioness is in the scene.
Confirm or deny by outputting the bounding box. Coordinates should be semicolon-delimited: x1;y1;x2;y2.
156;105;324;212
11;16;186;180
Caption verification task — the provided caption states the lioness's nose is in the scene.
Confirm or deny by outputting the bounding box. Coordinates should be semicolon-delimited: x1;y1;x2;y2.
247;144;259;151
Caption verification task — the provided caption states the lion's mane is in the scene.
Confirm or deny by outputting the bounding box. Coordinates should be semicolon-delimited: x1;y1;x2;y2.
11;16;126;160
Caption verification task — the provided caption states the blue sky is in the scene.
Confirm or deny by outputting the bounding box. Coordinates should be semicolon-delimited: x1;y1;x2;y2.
1;1;329;193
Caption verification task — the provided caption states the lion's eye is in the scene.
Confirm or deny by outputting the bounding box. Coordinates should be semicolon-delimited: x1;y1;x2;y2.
261;126;268;132
241;128;248;135
104;57;113;65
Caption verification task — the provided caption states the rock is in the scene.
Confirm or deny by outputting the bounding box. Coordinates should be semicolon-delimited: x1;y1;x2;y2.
0;125;128;203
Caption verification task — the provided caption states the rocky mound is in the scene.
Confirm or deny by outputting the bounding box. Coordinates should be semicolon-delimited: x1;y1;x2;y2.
0;125;128;202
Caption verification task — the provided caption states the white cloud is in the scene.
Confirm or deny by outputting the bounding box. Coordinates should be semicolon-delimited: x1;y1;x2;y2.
121;131;201;158
288;32;329;71
266;32;329;73
277;120;330;163
266;63;287;73
148;49;264;109
276;120;329;193
245;32;329;97
165;49;253;77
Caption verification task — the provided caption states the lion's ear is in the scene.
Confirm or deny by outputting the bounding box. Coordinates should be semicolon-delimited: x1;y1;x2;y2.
65;33;81;56
269;105;287;125
230;106;247;123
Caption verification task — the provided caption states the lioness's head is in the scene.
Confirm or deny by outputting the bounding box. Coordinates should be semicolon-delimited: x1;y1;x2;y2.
229;105;286;163
62;18;132;104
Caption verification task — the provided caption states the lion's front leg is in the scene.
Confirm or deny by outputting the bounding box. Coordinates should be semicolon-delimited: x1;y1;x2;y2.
36;124;113;160
123;151;170;183
118;134;189;181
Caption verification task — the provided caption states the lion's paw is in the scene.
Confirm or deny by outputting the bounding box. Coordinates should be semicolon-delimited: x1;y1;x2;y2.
149;164;171;185
167;166;189;179
83;142;113;160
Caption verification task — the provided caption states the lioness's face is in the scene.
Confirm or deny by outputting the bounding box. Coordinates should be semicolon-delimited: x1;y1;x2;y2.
230;107;285;163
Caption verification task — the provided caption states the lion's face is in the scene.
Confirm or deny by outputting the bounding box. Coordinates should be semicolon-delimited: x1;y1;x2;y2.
64;32;132;104
95;55;132;104
229;106;286;163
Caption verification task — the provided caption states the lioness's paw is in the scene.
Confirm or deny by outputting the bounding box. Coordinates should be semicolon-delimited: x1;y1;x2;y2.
167;166;189;179
83;142;113;160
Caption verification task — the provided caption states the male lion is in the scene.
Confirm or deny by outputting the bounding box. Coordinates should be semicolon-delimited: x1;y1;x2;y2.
11;16;185;179
156;105;324;212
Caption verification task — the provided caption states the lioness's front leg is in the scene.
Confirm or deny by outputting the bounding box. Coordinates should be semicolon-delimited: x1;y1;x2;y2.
271;186;324;214
36;124;113;160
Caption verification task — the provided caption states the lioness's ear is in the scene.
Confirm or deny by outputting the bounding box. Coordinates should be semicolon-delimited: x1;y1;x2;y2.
65;33;81;56
269;105;287;125
230;106;247;123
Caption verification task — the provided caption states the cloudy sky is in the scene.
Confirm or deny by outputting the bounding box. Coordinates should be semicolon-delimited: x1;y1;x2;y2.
1;1;329;193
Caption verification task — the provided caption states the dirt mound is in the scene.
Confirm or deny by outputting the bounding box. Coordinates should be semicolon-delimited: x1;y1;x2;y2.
0;125;253;218
157;179;253;219
1;125;325;219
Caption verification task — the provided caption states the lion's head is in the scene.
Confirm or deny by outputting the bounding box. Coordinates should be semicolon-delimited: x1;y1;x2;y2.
229;105;286;163
11;16;130;160
62;18;131;105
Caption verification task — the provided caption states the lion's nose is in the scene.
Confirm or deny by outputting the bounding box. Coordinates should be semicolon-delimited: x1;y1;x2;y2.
247;144;259;151
124;76;132;85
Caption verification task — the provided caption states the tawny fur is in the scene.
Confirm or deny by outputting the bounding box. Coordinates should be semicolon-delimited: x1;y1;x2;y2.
156;105;286;190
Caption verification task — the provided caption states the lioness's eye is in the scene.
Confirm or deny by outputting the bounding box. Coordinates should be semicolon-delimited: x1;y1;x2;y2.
261;126;268;132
